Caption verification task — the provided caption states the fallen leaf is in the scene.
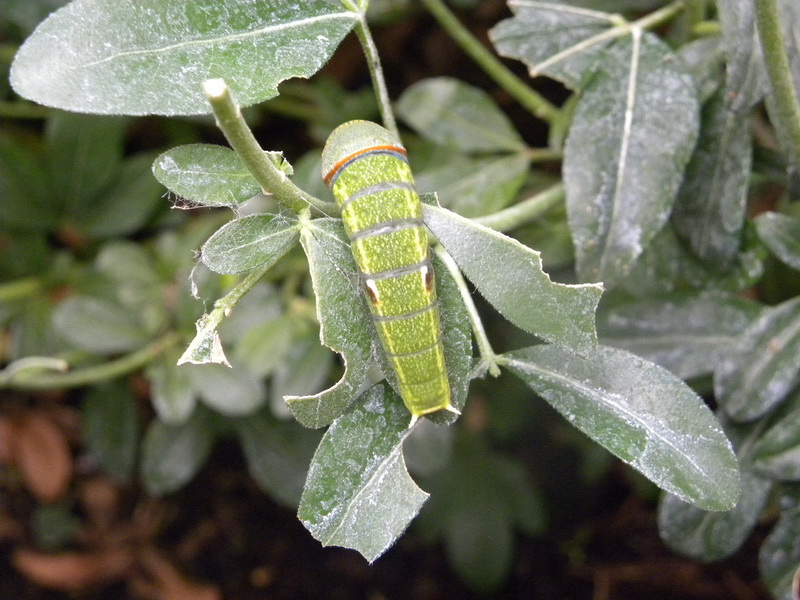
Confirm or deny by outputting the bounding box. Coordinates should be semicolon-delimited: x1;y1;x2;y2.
80;477;121;532
12;547;133;590
135;549;221;600
0;416;16;465
13;413;73;502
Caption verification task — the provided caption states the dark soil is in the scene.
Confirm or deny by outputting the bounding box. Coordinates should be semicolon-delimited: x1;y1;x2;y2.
0;435;772;600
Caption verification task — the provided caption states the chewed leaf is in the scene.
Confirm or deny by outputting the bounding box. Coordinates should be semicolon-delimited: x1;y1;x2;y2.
504;345;741;511
489;0;619;88
423;203;602;354
285;218;372;428
178;313;231;367
10;0;357;115
298;383;428;562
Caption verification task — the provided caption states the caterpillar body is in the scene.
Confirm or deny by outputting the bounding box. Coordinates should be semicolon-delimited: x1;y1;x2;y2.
321;120;454;420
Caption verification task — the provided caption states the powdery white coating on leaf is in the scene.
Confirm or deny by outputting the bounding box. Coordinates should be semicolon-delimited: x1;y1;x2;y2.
153;144;261;207
396;77;525;152
417;154;530;219
716;2;768;113
505;345;740;510
200;213;301;274
755;212;800;271
658;469;772;561
758;495;800;600
178;313;231;367
597;291;763;380
10;0;357;115
751;390;800;480
715;296;800;422
489;0;619;88
422;203;602;354
564;30;699;288
671;90;752;269
285;219;373;428
298;384;428;562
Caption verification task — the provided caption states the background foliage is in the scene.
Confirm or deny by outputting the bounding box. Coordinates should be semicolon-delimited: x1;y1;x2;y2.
2;0;800;598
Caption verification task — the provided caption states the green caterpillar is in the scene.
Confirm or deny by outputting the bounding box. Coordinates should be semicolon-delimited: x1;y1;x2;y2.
321;120;455;421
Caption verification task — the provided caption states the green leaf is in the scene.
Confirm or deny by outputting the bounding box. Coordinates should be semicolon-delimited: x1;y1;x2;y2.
10;0;358;115
564;31;699;287
201;213;300;274
489;0;619;89
715;296;800;422
45;111;126;207
597;291;763;380
622;223;765;296
751;389;800;480
298;383;428;562
657;419;773;562
140;406;219;495
671;88;751;269
426;254;473;426
423;203;602;354
285;218;372;428
146;357;197;424
658;469;772;561
759;489;800;600
0;132;55;231
503;345;741;510
82;381;140;482
271;332;334;410
153;144;261;207
232;314;299;378
53;296;151;353
32;504;81;551
187;362;266;416
396;77;525;152
80;152;166;238
755;212;800;271
678;36;724;104
416;154;529;218
717;2;768;113
234;409;321;508
417;434;545;593
93;241;169;335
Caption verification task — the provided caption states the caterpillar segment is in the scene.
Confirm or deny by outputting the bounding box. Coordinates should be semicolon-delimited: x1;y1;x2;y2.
321;120;455;421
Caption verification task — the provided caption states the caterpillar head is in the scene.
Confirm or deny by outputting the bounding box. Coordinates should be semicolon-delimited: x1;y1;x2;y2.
321;120;404;185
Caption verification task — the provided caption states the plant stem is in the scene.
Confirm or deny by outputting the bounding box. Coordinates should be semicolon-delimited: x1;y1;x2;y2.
632;1;686;31
685;0;708;25
475;183;564;232
352;14;399;137
0;277;43;303
755;0;800;170
0;101;50;119
203;79;339;216
0;332;180;390
417;0;559;123
178;255;281;365
434;246;501;378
